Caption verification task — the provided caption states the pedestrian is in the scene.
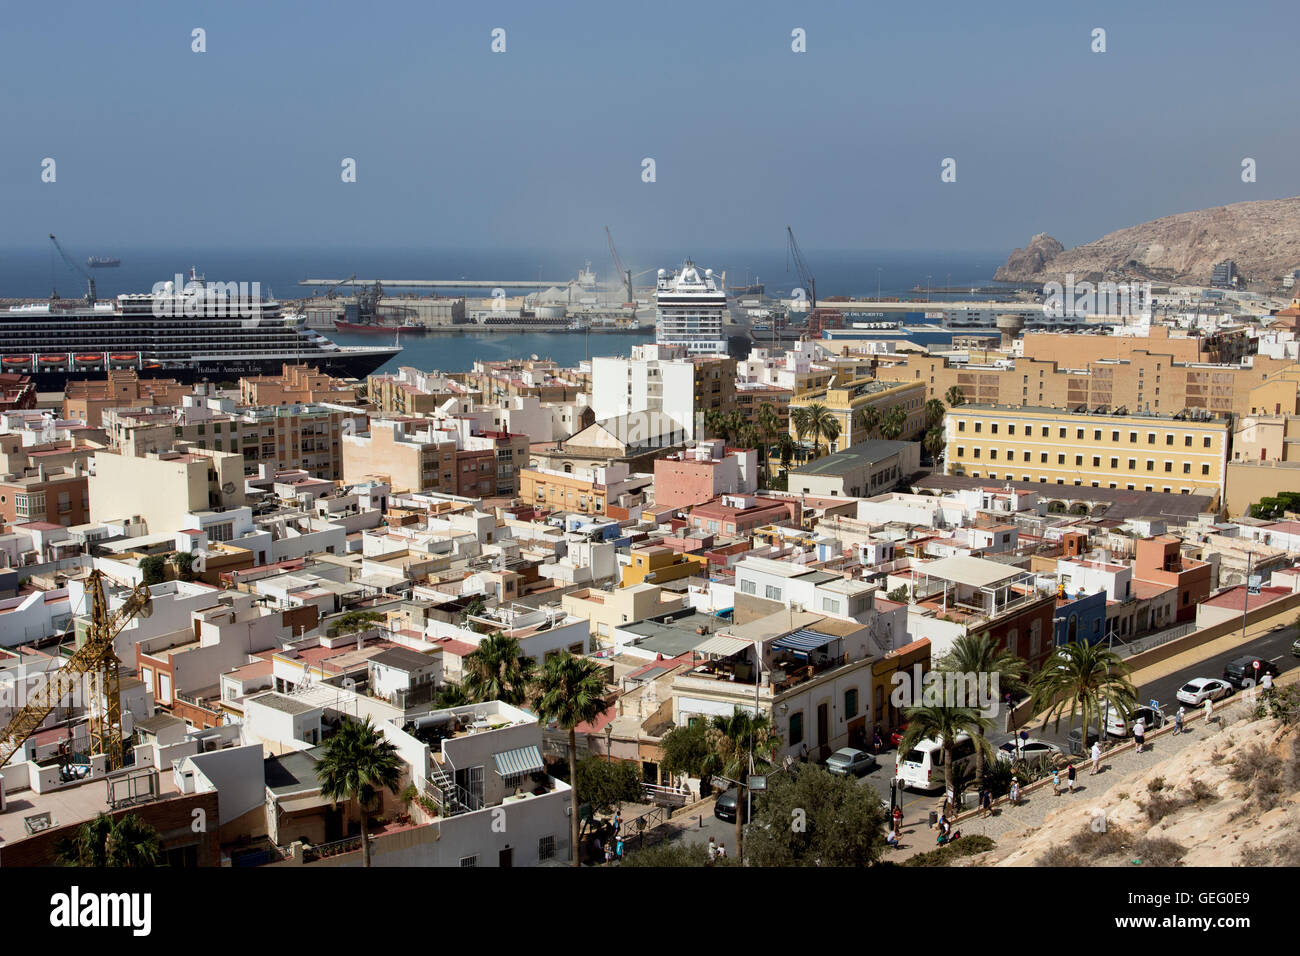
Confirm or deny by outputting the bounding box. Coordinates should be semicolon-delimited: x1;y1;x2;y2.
1009;778;1020;806
604;846;614;864
1174;707;1184;735
892;805;903;831
1052;768;1061;796
615;836;624;860
886;826;899;848
1204;697;1213;725
872;730;883;755
613;810;622;835
1067;763;1077;794
716;842;727;859
981;787;993;818
1090;740;1102;776
1261;672;1274;697
707;836;717;863
800;742;809;763
1133;717;1146;754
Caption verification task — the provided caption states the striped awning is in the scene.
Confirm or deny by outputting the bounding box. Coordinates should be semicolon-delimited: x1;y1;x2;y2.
492;745;545;778
694;634;751;657
772;629;838;654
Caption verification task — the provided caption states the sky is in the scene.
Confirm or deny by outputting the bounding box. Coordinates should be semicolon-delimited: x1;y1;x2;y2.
2;0;1298;260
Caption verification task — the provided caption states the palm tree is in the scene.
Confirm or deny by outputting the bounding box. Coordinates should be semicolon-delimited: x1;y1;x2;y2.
856;405;881;440
934;632;1027;791
757;403;781;482
878;406;907;440
800;402;839;458
463;632;536;705
790;405;812;450
898;704;994;812
774;433;796;473
433;682;470;708
1030;641;1138;746
533;652;607;867
924;425;945;460
704;707;779;863
944;385;965;408
924;398;947;429
315;716;403;867
56;812;160;867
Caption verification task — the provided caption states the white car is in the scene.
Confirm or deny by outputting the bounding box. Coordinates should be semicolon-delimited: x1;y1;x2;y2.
1176;677;1234;706
995;738;1062;763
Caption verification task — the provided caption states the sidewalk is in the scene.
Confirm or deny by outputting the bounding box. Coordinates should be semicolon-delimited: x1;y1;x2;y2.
1125;607;1295;687
887;671;1295;863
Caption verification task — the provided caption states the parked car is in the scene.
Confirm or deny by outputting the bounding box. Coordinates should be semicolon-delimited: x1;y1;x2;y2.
825;747;878;777
1223;655;1280;688
995;737;1063;763
713;788;750;823
1177;677;1234;706
1104;705;1165;737
1292;636;1300;658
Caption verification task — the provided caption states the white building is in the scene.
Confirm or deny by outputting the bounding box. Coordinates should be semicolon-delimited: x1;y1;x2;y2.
590;344;705;440
655;260;726;355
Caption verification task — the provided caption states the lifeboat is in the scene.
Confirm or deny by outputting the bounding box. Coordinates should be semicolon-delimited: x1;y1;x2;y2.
2;356;30;366
74;354;102;363
39;355;65;364
110;353;138;362
144;363;162;369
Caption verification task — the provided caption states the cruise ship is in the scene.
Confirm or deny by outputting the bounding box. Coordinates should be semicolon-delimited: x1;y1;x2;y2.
0;273;400;389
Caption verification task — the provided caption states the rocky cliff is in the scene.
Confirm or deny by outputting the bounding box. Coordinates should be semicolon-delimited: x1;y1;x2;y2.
995;196;1300;287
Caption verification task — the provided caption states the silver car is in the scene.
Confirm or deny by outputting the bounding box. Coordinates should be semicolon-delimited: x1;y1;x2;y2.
825;747;878;777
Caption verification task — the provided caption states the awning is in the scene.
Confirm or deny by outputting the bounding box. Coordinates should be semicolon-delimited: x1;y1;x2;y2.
772;629;839;654
492;745;545;778
694;634;751;657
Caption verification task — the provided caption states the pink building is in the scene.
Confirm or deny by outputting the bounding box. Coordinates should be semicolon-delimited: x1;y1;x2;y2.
653;439;757;510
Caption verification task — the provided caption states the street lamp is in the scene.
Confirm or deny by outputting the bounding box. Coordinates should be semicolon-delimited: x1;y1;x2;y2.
604;722;613;765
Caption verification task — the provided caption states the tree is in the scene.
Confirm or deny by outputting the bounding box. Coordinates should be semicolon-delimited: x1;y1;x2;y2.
797;402;840;459
934;632;1027;792
886;585;910;603
56;812;161;867
463;632;536;706
433;682;470;708
1031;641;1138;745
757;402;781;482
879;405;908;441
924;425;946;460
856;405;881;440
574;756;642;820
139;555;167;586
172;551;196;582
898;704;994;811
774;433;796;474
924;398;947;429
621;840;730;867
458;594;487;628
331;610;384;637
789;405;812;450
744;765;887;867
533;652;607;867
705;707;780;862
658;721;712;791
315;716;403;868
944;385;965;408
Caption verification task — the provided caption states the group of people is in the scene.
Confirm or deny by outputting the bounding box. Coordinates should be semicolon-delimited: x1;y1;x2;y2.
594;811;625;864
1051;762;1079;796
706;836;728;863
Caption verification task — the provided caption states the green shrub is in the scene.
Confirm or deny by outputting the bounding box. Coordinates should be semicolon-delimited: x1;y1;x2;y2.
902;834;995;867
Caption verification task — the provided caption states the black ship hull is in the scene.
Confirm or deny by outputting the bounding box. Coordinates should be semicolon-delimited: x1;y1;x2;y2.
18;347;400;391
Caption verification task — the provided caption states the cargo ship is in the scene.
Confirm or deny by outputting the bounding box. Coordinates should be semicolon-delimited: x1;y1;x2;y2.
86;256;121;268
0;272;399;388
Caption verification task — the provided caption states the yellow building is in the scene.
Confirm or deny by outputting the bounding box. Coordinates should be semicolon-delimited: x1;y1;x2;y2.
788;378;926;464
89;445;247;530
944;404;1230;503
561;582;688;646
620;546;708;589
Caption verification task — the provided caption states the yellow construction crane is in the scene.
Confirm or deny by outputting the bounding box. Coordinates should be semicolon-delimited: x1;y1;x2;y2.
0;570;152;771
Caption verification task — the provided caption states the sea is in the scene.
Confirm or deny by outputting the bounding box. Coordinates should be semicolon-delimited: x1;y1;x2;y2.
0;245;1009;374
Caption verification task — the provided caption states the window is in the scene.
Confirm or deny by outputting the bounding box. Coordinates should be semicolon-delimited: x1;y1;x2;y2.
844;688;859;719
1165;434;1174;445
821;596;841;614
1057;454;1065;465
1041;426;1049;437
990;423;998;434
1184;435;1192;446
1008;424;1016;435
1201;464;1210;475
956;446;965;457
740;579;756;595
1129;432;1137;443
1183;463;1191;474
1058;428;1066;438
1040;453;1048;463
1203;437;1212;448
1147;433;1155;444
1076;428;1084;439
789;711;804;745
1075;455;1083;466
958;421;966;432
989;449;997;460
974;422;982;433
1112;431;1119;442
1023;451;1031;461
1164;461;1172;472
765;585;781;601
459;855;478;867
538;836;556;861
1128;459;1136;470
1094;430;1102;441
1092;457;1100;467
1146;460;1154;471
1110;458;1118;468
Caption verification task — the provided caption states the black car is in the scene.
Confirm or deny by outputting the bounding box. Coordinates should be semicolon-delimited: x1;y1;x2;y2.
713;788;750;823
1223;655;1280;688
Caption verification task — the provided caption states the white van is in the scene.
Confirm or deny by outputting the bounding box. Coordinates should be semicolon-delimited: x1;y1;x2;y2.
896;733;976;792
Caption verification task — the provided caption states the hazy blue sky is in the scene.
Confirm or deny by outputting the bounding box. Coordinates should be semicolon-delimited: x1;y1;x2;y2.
3;0;1297;258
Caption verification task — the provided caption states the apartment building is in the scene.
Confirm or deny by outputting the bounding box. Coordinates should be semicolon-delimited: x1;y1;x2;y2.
944;404;1230;503
787;439;919;498
652;440;757;510
89;445;246;531
239;363;359;406
367;367;481;416
63;369;189;428
342;419;457;494
518;462;652;516
591;344;736;441
788;378;926;459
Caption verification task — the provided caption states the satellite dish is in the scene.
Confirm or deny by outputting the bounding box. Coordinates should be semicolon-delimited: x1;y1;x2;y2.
221;482;236;495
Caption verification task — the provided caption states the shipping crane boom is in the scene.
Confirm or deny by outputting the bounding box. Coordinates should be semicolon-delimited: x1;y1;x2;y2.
785;225;816;310
49;234;97;304
0;571;152;771
605;226;635;307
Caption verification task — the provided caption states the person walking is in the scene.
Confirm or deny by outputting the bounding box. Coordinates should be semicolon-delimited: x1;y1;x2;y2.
1133;717;1146;754
1052;768;1061;796
1067;762;1077;794
716;842;727;860
1090;740;1102;776
707;836;717;864
1009;778;1020;807
615;835;624;861
1204;697;1213;726
981;787;993;818
892;805;903;833
1261;672;1274;697
1174;707;1185;735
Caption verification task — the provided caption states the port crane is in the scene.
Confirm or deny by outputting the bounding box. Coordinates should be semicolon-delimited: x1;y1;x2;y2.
49;234;97;304
0;571;153;772
321;274;357;299
786;225;816;311
604;226;638;309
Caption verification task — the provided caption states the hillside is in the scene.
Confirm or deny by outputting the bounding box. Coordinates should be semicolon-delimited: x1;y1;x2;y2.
995;196;1300;287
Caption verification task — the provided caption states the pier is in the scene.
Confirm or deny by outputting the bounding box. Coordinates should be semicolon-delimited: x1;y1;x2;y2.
299;278;570;290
